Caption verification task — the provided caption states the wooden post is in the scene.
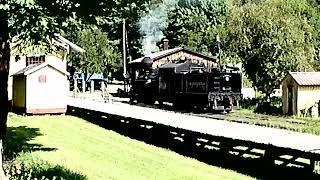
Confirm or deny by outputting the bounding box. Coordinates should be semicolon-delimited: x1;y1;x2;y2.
74;78;78;90
82;76;85;93
123;19;127;93
73;78;77;97
101;81;105;98
91;80;94;94
101;81;105;91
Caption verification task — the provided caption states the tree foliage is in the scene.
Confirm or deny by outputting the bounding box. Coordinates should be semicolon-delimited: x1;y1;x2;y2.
162;0;320;98
91;0;153;59
165;0;227;56
226;0;320;97
0;0;83;178
68;28;121;77
7;0;82;50
8;0;154;57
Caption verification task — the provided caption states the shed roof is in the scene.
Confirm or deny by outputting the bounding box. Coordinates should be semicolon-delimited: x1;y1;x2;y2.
289;72;320;86
13;62;69;76
53;33;85;53
74;72;107;81
130;48;217;64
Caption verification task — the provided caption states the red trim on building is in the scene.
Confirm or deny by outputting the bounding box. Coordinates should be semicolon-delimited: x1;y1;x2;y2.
26;108;66;114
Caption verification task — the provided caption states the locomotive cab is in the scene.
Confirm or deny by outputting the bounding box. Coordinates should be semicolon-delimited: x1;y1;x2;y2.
208;66;242;111
128;57;158;104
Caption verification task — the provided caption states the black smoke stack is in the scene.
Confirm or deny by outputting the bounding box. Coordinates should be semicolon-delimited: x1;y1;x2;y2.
163;39;169;50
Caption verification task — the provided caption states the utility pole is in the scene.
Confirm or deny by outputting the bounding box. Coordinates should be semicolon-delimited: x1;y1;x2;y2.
123;19;127;93
216;35;221;70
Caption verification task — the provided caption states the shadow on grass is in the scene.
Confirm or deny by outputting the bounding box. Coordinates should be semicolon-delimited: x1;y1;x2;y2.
4;123;87;179
4;126;56;160
68;107;320;180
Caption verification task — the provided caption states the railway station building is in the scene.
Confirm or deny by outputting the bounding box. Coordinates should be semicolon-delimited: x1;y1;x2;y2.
12;62;69;114
130;47;218;69
9;34;85;114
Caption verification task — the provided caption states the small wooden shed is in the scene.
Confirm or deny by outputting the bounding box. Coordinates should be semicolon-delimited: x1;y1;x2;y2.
12;62;69;114
282;72;320;116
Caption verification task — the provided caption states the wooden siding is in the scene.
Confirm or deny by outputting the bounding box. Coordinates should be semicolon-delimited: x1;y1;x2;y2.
283;74;320;116
297;86;320;114
8;55;66;101
25;66;68;113
26;108;66;114
12;76;26;108
282;75;299;115
152;51;216;69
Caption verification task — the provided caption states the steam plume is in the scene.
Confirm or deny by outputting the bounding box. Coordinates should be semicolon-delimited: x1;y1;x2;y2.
139;0;177;55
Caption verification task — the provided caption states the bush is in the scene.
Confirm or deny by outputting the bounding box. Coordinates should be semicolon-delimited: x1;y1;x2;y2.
4;158;86;180
242;97;283;115
241;98;260;110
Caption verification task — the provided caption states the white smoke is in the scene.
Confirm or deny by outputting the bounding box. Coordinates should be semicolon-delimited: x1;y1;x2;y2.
139;0;178;55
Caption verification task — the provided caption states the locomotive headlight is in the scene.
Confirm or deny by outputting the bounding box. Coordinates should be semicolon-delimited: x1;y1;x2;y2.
225;76;230;81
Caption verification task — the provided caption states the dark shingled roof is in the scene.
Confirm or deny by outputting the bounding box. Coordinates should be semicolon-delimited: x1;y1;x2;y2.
290;72;320;86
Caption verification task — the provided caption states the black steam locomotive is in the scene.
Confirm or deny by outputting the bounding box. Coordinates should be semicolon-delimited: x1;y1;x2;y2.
128;57;242;112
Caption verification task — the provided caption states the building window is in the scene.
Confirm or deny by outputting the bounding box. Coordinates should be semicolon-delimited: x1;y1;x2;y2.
26;56;45;66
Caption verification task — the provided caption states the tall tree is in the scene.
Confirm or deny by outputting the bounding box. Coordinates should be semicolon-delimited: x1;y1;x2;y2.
0;0;10;179
93;0;153;59
0;0;84;178
165;0;227;56
226;0;320;98
0;1;157;175
67;28;121;80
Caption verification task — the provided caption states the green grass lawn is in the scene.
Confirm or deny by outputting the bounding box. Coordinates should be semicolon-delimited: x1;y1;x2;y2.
5;113;255;180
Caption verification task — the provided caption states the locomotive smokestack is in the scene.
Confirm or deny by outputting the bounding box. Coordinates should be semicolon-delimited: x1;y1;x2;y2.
163;39;169;50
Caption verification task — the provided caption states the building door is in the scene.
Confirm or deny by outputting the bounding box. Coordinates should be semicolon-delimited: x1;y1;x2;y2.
288;86;293;115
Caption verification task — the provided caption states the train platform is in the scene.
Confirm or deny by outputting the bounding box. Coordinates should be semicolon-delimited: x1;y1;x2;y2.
67;97;320;171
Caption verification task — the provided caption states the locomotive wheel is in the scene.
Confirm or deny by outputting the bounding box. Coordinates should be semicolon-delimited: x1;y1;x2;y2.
173;100;185;110
144;99;155;105
142;96;155;105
